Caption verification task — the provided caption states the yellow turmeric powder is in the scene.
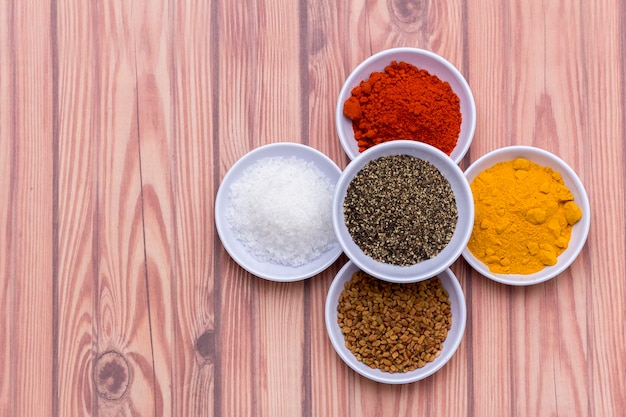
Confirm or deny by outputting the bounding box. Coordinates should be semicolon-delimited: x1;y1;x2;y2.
467;157;582;274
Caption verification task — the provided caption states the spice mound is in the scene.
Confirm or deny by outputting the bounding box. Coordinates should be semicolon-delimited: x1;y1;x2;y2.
343;60;461;155
343;154;458;266
337;271;452;373
227;156;336;267
467;157;583;274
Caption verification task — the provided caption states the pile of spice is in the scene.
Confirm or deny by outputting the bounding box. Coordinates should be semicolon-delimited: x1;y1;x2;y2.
227;156;336;267
343;61;461;155
337;271;452;373
467;157;583;274
343;154;458;266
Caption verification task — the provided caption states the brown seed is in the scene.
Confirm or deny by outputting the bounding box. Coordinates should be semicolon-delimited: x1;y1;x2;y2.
337;271;452;374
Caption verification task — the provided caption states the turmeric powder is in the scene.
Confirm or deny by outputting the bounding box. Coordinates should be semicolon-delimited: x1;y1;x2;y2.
467;157;582;274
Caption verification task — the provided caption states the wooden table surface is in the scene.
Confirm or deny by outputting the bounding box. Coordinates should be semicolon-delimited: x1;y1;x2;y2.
1;1;625;416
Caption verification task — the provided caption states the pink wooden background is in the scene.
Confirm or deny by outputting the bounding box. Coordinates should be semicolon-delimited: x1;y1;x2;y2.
1;0;624;416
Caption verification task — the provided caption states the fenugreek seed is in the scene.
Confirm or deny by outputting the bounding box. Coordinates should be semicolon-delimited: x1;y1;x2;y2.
337;271;452;374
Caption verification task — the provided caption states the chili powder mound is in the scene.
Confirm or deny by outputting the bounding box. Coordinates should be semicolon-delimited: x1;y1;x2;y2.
343;61;462;155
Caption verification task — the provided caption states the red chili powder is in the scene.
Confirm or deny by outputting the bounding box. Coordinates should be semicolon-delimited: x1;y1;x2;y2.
343;61;462;155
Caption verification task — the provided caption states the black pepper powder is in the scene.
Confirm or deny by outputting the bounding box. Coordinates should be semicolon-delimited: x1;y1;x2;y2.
343;154;458;266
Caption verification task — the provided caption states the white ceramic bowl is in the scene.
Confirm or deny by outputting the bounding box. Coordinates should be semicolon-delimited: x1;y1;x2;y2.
462;146;591;286
332;140;474;283
325;260;467;384
215;142;343;282
336;47;476;164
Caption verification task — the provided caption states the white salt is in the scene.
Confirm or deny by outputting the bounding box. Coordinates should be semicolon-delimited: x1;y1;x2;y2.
227;156;336;267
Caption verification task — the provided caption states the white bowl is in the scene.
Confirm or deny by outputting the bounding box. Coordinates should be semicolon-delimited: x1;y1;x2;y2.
325;260;467;384
332;140;474;283
462;146;591;286
336;47;476;164
215;142;343;282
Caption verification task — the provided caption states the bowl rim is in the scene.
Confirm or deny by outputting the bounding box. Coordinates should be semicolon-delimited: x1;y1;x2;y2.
332;140;475;283
335;47;476;164
324;260;467;384
461;145;591;286
214;141;343;282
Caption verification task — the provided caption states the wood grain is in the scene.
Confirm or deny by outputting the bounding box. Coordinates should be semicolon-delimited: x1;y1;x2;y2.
56;0;97;415
0;1;14;414
170;1;217;416
580;1;626;415
0;0;625;416
1;1;55;417
93;1;165;415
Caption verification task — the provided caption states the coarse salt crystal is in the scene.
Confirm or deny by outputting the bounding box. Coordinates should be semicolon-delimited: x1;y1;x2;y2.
227;156;336;267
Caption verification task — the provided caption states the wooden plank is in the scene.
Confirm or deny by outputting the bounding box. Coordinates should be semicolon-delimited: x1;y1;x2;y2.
169;1;217;416
131;0;175;415
579;1;626;415
55;0;98;415
0;1;15;415
92;1;159;415
5;1;55;416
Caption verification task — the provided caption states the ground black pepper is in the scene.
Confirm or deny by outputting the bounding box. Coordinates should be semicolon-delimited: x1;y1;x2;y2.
343;154;458;266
